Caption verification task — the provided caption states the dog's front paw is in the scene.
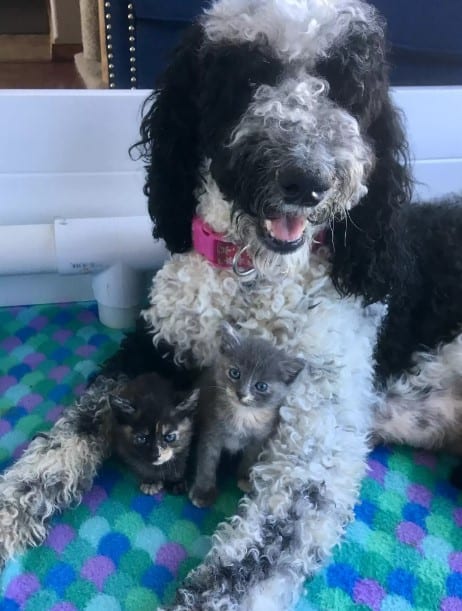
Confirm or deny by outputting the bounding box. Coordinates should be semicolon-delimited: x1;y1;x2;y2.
140;481;163;495
188;485;218;508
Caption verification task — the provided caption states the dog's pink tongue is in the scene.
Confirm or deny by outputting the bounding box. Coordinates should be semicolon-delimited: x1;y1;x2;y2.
269;216;306;242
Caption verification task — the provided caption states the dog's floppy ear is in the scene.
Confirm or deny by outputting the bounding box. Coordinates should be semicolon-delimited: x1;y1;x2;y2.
318;17;412;303
134;24;204;254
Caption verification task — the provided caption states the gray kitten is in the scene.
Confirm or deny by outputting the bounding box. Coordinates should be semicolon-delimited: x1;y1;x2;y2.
110;373;199;495
189;323;306;508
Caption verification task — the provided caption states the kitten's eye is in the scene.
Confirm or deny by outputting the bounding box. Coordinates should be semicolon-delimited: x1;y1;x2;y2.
228;367;241;380
164;432;177;443
133;434;147;446
255;382;269;393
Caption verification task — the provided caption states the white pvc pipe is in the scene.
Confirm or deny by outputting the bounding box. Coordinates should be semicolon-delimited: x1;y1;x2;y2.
0;216;167;276
0;216;169;329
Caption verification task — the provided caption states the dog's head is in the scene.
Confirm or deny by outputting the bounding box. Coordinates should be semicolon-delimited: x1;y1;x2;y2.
136;0;411;297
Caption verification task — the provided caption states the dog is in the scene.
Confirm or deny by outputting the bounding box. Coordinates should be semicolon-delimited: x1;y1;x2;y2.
1;1;462;610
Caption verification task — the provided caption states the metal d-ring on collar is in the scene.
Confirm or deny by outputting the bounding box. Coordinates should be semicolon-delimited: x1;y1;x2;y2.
232;245;256;278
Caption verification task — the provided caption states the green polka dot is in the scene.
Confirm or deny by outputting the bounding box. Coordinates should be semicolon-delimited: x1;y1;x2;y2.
118;549;153;580
114;512;145;544
422;535;452;565
5;383;30;403
213;489;240;515
0;447;10;464
103;571;135;599
66;505;92;529
23;546;58;580
124;587;159;611
134;526;167;559
98;500;127;524
426;514;454;539
318;585;357;610
150;503;183;532
85;593;122;611
189;534;212;560
177;557;200;583
24;589;58;611
79;516;111;548
61;538;95;570
21;371;45;387
65;580;98;608
15;414;44;437
384;470;409;495
376;490;405;516
168;520;201;553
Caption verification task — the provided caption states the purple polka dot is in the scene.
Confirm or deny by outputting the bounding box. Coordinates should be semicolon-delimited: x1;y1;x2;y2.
414;451;436;469
5;573;40;604
367;459;386;484
450;553;462;572
13;441;29;459
46;524;76;554
20;393;44;411
45;406;64;423
83;486;108;512
408;483;433;508
78;309;97;323
454;509;462;528
0;376;18;393
29;316;48;331
0;419;12;436
23;352;46;368
1;337;21;351
53;329;73;343
156;543;187;575
396;521;425;547
353;579;385;611
442;598;462;611
75;345;97;358
49;366;71;382
51;604;78;611
81;555;115;590
74;383;86;397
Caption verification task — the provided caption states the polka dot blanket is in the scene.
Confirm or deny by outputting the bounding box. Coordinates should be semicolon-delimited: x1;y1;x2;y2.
0;303;461;611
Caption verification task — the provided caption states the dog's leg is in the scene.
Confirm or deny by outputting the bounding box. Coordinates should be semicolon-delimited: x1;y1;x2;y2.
0;376;117;568
373;335;462;451
162;398;371;610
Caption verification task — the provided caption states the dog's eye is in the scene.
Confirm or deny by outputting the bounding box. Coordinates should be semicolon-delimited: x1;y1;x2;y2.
133;434;147;446
164;432;177;443
228;367;241;380
255;382;269;393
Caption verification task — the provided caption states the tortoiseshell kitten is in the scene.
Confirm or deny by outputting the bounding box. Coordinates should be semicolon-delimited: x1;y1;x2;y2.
189;322;306;508
110;373;199;495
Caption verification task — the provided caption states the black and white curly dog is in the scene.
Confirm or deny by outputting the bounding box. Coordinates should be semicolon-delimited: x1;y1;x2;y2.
1;0;462;609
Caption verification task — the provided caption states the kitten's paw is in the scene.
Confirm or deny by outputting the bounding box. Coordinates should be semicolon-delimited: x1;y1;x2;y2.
237;477;252;493
165;480;187;495
188;485;218;508
140;481;163;495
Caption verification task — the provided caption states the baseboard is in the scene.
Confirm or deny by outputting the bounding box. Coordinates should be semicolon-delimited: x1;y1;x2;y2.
0;34;50;61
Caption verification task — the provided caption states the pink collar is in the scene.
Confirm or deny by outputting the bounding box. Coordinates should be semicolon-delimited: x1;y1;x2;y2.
192;215;327;271
192;216;254;271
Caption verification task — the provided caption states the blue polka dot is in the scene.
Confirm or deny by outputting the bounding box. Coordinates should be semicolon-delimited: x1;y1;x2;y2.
50;347;71;363
95;465;120;494
326;563;359;596
8;364;31;380
15;327;35;342
0;599;20;611
131;493;159;518
142;565;173;597
48;384;71;402
402;503;429;529
370;445;391;466
447;573;462;597
436;481;460;502
182;502;210;525
3;406;27;426
98;532;131;565
354;499;376;526
387;568;416;603
52;311;73;325
89;334;109;347
45;562;76;596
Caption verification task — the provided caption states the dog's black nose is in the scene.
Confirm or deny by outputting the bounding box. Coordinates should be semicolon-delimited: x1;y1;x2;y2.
277;167;328;206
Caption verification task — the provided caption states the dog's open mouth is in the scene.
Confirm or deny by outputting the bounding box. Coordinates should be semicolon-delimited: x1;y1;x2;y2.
259;214;307;253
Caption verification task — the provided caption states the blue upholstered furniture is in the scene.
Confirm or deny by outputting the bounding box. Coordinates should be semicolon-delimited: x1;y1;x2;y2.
102;0;462;89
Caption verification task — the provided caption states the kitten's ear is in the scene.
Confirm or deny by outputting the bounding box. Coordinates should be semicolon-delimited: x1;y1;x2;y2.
110;394;136;422
219;321;241;355
176;388;200;414
280;357;306;385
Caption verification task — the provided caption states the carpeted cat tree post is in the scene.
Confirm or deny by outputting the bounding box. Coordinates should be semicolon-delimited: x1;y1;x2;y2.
75;0;104;88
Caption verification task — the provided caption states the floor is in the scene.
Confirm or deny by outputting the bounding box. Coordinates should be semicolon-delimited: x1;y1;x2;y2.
0;61;84;89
